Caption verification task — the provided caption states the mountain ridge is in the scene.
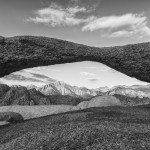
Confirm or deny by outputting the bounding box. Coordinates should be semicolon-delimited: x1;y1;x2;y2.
1;81;150;107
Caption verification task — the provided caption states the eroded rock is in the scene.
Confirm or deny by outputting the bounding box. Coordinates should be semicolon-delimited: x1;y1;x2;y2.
0;36;150;82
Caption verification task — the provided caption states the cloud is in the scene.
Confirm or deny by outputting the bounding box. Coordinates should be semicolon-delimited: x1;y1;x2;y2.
31;73;56;82
51;69;61;72
31;73;50;79
81;67;100;69
69;0;102;10
82;66;110;72
80;72;96;76
27;1;150;38
23;69;57;83
3;74;44;83
0;80;4;84
28;67;61;72
27;3;94;26
82;13;150;38
87;77;100;83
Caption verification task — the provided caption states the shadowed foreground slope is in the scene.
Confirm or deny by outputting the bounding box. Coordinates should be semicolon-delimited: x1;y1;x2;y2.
1;106;150;149
0;36;150;82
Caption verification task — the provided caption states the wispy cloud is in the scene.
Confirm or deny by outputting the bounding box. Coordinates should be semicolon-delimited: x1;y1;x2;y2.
80;72;96;77
0;80;4;84
81;66;110;72
87;78;99;82
81;67;100;69
27;1;150;38
82;13;150;38
51;69;61;72
28;67;61;72
31;72;55;81
31;73;50;79
27;3;94;26
3;74;44;83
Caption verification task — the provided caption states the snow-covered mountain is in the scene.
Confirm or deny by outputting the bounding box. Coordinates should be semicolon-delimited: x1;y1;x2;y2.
2;71;150;100
38;81;99;98
107;85;150;98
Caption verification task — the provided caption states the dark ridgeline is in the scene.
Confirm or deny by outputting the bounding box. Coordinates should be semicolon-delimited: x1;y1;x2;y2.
0;36;150;82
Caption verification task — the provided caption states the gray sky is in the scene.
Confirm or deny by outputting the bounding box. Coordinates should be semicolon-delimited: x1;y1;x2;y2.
0;0;150;47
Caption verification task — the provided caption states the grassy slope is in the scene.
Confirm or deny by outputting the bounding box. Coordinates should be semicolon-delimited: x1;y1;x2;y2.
1;106;150;149
0;105;77;120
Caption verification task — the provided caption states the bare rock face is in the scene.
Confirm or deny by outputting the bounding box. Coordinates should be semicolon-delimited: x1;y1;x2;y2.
0;36;150;82
0;84;10;98
0;85;51;106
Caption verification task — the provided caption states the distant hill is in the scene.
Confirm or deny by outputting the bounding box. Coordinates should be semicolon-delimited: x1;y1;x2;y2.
107;85;150;98
0;36;150;83
113;94;150;106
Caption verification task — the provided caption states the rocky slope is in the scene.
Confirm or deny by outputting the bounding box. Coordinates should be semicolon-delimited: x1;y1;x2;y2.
0;85;51;106
38;81;99;98
107;85;150;98
77;96;121;109
105;85;150;106
0;36;150;83
0;84;85;106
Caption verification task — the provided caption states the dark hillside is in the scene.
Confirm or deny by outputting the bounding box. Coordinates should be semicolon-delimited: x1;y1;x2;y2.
48;95;85;106
0;36;150;82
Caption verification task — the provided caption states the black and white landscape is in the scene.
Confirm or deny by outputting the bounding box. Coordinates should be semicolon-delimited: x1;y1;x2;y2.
0;0;150;149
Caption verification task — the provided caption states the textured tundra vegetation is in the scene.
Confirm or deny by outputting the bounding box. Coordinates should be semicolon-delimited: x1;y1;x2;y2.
1;106;150;150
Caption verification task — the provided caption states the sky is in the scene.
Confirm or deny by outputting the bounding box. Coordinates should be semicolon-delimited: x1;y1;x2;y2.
0;0;150;47
0;62;148;88
0;0;150;88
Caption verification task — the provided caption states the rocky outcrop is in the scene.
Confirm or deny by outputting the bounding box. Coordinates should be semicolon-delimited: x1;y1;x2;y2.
0;84;10;98
0;36;150;83
77;96;121;109
0;112;24;123
0;85;51;106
